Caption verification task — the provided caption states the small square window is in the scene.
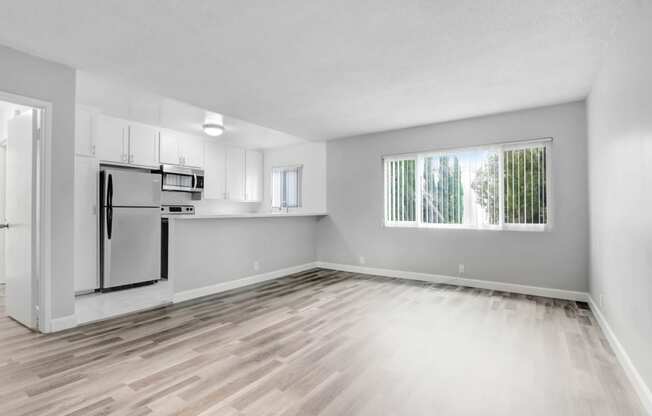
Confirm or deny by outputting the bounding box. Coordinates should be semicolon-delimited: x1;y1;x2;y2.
272;166;302;209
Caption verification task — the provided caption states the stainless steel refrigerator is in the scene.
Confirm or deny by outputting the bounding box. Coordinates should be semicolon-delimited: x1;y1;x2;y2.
99;166;161;291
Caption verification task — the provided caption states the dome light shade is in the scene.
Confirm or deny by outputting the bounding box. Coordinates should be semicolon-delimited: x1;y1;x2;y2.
203;122;224;137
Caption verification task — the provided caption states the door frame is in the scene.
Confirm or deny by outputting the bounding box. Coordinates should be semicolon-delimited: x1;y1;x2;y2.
0;89;53;332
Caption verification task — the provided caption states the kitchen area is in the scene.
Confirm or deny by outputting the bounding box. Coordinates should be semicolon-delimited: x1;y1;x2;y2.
74;72;327;325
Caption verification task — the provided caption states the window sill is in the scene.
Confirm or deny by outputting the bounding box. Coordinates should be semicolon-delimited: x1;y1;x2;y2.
384;222;549;232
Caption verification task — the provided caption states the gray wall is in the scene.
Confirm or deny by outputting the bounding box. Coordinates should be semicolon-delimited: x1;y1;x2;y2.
171;217;318;293
587;0;652;396
0;45;76;319
317;101;589;292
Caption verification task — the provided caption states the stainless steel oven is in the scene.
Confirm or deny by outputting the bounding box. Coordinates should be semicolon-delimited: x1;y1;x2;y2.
161;204;195;279
160;164;204;193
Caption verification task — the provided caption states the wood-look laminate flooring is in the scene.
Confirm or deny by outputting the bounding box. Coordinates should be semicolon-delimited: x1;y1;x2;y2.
0;270;645;416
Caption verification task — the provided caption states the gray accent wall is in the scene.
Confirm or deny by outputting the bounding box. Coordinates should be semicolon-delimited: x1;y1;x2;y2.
317;101;589;292
171;217;318;293
0;45;76;320
587;0;652;398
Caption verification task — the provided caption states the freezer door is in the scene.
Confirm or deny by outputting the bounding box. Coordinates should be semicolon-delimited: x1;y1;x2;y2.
102;207;161;289
101;166;161;207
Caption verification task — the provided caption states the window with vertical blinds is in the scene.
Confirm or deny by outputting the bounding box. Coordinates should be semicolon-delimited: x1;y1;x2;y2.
272;166;302;209
384;139;551;230
385;158;416;223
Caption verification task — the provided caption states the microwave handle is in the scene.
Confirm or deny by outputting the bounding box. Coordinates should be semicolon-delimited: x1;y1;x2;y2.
192;173;196;189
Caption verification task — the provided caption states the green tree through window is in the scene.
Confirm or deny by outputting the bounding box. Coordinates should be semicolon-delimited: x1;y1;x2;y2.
471;147;547;224
422;156;464;224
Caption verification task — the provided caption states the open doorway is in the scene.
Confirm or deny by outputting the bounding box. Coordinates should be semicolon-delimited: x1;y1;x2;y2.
0;96;46;331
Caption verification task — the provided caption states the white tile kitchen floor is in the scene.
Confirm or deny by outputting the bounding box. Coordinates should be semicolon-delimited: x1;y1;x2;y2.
75;280;172;325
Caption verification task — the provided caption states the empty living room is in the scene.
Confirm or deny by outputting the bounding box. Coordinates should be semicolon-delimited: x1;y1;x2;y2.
0;1;650;415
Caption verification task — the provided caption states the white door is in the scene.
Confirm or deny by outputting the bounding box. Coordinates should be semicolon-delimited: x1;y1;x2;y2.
95;115;127;163
5;109;38;329
204;142;226;199
74;156;99;292
245;150;263;201
226;146;245;200
159;130;180;165
75;107;94;157
128;123;159;167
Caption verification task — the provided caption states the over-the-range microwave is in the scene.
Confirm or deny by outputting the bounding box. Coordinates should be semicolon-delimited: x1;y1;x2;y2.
160;164;204;193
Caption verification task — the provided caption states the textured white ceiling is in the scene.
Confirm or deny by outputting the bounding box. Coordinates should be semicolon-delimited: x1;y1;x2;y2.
0;0;624;140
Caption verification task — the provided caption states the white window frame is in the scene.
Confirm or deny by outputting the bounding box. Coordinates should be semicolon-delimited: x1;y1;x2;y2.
383;138;552;232
500;140;553;232
271;164;303;210
384;155;418;227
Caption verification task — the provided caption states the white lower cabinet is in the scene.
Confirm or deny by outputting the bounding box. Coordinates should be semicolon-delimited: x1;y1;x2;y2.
74;156;99;292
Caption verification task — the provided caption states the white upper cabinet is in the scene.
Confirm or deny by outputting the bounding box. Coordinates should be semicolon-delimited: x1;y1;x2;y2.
179;135;204;168
203;141;227;200
226;146;246;201
95;114;128;164
95;115;159;168
159;130;204;168
159;130;180;165
205;145;262;202
75;107;95;157
245;150;263;202
128;123;160;167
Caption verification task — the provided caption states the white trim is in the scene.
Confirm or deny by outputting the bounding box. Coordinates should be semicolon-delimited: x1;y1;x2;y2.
0;90;53;333
316;262;588;302
381;136;553;160
46;313;77;332
173;262;319;303
588;296;652;415
383;140;552;232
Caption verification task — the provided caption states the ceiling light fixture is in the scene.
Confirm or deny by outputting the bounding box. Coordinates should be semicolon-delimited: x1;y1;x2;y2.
202;122;225;137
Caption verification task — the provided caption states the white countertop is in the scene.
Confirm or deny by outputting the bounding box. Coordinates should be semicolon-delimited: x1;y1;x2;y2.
167;211;328;220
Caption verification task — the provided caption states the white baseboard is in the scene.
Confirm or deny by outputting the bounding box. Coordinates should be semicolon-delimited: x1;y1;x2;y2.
315;262;589;302
173;262;320;303
588;296;652;415
46;314;77;333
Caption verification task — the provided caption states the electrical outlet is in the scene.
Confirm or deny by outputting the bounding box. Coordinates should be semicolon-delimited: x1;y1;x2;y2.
458;264;465;275
359;256;366;265
599;293;604;308
253;261;260;272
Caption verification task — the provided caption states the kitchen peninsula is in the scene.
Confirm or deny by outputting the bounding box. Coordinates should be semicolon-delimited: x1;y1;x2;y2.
167;212;327;303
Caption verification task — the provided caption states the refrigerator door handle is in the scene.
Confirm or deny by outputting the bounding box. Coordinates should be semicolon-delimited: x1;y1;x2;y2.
107;207;113;239
107;174;113;239
107;173;113;207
